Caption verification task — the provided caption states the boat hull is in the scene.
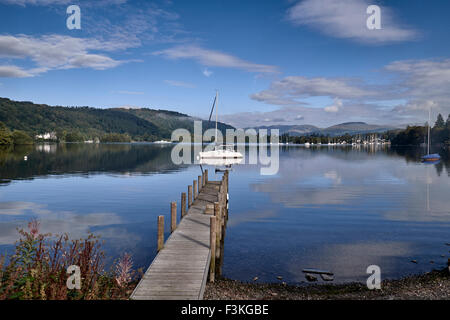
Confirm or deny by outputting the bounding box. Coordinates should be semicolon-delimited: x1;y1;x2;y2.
198;149;243;159
421;153;441;162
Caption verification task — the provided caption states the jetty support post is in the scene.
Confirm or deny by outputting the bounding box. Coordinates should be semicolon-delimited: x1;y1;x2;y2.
220;174;226;227
209;216;216;282
205;169;208;184
202;171;206;187
198;175;202;192
224;170;229;220
157;215;164;252
170;202;177;233
214;202;221;260
181;192;186;218
193;180;198;200
188;185;192;208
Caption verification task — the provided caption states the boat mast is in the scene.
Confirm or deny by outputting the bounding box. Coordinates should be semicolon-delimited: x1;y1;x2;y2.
215;90;218;147
428;107;431;155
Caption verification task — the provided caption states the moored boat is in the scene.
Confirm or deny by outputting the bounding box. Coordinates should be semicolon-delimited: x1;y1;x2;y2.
198;91;243;160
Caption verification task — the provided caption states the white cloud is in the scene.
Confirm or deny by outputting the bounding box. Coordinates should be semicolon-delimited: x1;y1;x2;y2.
385;59;450;100
324;105;338;113
251;76;373;106
0;65;32;77
164;79;196;88
287;0;417;44
324;98;342;113
221;102;390;128
244;57;450;127
0;2;183;78
202;68;213;77
383;59;450;122
0;201;123;245
0;34;129;77
154;45;279;74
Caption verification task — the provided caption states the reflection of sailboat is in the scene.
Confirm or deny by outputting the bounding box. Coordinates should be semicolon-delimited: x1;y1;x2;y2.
426;164;431;212
198;91;243;160
199;157;243;166
422;108;441;162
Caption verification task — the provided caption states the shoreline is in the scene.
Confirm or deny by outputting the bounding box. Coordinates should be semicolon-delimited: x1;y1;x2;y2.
204;267;450;300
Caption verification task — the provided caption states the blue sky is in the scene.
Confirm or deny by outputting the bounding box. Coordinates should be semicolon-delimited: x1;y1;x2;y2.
0;0;449;128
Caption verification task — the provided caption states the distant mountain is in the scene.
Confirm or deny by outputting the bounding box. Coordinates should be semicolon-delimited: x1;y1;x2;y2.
321;122;398;136
112;107;232;139
0;97;233;141
250;122;398;136
251;124;319;136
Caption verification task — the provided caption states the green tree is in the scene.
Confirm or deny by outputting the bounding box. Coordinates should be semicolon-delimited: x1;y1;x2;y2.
446;114;450;128
101;133;131;143
434;113;445;128
65;131;84;142
0;121;13;145
12;130;34;145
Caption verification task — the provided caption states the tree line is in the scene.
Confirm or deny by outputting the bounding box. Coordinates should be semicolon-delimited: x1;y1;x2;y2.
0;121;33;145
280;114;450;146
0;97;233;143
389;113;450;146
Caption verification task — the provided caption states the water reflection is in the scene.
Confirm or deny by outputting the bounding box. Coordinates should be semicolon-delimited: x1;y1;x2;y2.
0;144;449;283
245;147;450;222
0;143;185;184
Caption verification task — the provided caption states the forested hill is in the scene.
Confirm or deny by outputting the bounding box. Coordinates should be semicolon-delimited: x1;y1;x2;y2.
0;97;233;141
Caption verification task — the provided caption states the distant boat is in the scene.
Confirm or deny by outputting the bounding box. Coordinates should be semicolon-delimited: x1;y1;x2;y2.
153;140;172;144
422;108;441;162
198;91;243;160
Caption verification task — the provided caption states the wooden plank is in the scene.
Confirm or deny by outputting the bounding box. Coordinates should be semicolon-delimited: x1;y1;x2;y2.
130;179;224;300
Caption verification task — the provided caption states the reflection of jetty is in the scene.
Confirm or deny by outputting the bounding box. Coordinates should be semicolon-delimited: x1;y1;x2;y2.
131;169;229;300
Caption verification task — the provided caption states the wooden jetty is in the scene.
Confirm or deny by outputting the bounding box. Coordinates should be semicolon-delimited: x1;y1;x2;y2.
131;169;229;300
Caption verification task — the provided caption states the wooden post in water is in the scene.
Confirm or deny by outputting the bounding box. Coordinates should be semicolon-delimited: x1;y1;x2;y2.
209;216;216;282
181;192;186;218
198;175;202;192
214;201;221;260
170;202;177;233
188;185;192;208
157;215;164;252
226;171;229;218
205;169;208;184
193;180;197;200
220;176;226;227
202;171;206;187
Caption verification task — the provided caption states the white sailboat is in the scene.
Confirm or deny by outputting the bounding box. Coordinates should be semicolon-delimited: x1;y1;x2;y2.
421;108;441;162
198;91;243;160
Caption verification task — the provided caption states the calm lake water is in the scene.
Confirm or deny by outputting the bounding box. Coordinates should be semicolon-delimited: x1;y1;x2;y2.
0;143;449;284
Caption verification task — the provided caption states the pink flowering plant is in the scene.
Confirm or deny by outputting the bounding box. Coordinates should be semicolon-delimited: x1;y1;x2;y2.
0;219;139;300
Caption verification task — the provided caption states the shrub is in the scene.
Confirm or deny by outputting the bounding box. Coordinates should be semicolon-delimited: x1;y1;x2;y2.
101;133;131;143
12;130;33;145
0;219;138;300
0;121;13;145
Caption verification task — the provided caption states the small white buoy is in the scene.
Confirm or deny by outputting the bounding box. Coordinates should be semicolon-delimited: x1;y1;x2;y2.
24;156;28;161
